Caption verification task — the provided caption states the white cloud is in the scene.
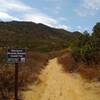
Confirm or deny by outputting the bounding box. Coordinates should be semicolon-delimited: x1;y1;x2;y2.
0;12;20;21
76;26;83;32
83;0;100;10
76;26;88;32
76;0;100;16
23;13;57;27
0;0;70;31
0;0;29;21
57;25;70;30
0;0;32;12
23;12;70;30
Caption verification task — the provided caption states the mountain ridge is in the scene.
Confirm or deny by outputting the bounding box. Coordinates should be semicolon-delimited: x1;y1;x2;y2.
0;21;82;52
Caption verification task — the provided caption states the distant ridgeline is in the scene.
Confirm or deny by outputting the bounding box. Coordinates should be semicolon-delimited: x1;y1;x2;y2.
0;21;81;52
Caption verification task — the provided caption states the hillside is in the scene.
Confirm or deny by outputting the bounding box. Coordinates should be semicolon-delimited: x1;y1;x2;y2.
0;21;100;100
0;21;81;52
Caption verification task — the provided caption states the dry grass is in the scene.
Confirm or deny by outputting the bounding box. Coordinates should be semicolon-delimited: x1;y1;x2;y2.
0;50;49;100
78;64;100;81
58;52;100;81
58;52;77;72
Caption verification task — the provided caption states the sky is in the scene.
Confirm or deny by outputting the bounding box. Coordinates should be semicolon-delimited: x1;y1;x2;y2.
0;0;100;33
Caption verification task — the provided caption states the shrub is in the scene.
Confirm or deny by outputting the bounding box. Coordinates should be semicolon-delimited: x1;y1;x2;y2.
0;51;49;99
58;53;77;72
78;64;100;80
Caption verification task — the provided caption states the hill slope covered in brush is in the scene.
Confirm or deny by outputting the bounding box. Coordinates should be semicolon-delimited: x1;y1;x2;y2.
0;21;81;52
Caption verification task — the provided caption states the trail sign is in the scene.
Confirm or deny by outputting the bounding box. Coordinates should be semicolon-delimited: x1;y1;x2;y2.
7;48;26;63
7;48;26;100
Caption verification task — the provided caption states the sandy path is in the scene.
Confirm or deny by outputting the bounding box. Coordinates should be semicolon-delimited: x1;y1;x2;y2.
23;58;100;100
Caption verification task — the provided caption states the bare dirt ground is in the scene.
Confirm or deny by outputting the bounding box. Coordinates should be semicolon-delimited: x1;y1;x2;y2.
22;58;100;100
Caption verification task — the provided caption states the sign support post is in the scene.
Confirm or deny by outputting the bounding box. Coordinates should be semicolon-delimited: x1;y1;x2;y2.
15;63;18;100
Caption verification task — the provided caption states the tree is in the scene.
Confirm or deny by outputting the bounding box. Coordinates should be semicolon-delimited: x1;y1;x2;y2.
93;22;100;34
92;22;100;50
71;28;100;64
91;22;100;63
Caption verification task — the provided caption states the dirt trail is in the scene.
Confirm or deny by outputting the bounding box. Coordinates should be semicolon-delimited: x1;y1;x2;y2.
23;58;100;100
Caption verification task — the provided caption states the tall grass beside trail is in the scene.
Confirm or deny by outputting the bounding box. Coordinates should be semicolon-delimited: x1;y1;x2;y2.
0;50;49;100
78;64;100;80
58;52;100;81
58;52;78;72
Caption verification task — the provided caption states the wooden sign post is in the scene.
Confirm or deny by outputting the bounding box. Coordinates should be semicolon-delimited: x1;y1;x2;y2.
15;63;18;100
7;49;26;100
